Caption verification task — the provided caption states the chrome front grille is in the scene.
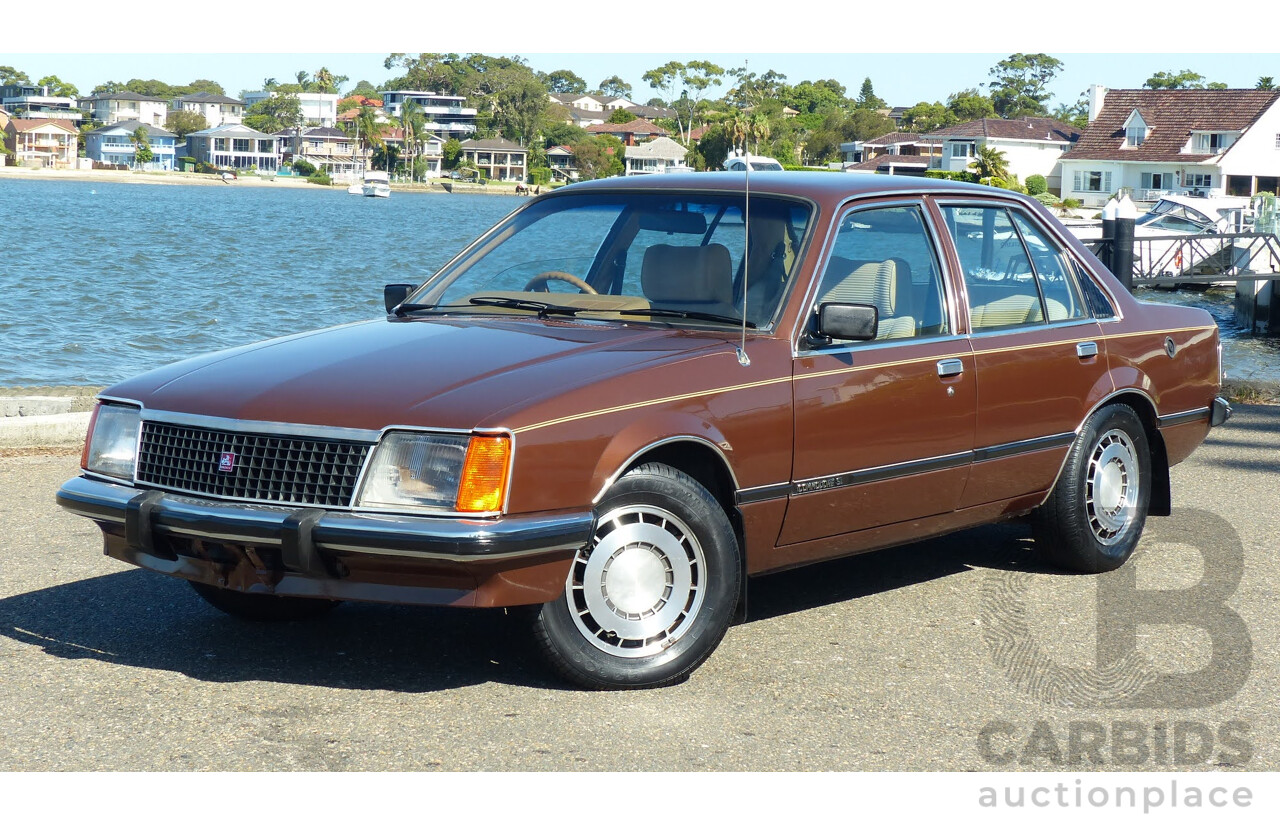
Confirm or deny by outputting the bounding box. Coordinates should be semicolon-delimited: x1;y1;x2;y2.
136;421;372;507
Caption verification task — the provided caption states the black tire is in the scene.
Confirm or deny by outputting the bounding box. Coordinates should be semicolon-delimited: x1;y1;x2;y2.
1033;404;1152;573
189;581;341;622
532;463;741;689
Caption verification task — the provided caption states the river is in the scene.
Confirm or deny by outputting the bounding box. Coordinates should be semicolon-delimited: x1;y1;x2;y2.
0;177;1275;386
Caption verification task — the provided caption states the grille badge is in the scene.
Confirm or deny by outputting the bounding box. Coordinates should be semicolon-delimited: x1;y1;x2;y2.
218;452;236;473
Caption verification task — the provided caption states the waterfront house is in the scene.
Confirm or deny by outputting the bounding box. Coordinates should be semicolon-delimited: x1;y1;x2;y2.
925;117;1080;194
3;118;78;168
547;145;577;181
459;137;527;181
380;128;445;178
624;136;687;175
841;131;942;167
80;92;169;127
587;118;669;146
1058;86;1280;206
243;91;340;127
1;84;82;124
84;120;177;170
275;125;361;178
379;91;477;139
172;92;244;128
186;123;280;172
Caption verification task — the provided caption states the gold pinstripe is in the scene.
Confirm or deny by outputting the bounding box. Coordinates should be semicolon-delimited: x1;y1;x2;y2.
510;326;1218;433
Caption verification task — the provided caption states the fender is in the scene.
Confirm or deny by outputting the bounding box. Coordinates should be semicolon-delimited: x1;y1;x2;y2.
589;412;739;505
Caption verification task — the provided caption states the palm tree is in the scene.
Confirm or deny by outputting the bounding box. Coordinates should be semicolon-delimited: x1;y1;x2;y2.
727;111;749;157
354;105;383;172
970;145;1010;182
747;112;771;155
1257;76;1276;91
399;98;426;181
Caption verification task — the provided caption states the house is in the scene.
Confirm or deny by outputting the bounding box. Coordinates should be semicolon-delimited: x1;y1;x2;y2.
377;91;477;138
3;118;79;167
547;145;577;181
380;128;446;178
85;120;177;170
459;137;527;181
625;136;687;175
0;84;83;124
276;125;361;178
586;117;669;146
172;92;244;128
80;92;169;127
1059;86;1280;206
549;94;675;128
841;131;942;166
243;91;340;127
925;117;1080;194
185;123;281;172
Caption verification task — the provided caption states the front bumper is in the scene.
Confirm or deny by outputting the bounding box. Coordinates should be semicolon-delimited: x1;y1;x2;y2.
56;475;593;607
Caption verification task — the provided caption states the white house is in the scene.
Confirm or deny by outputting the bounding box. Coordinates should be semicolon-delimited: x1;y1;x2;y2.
172;92;245;128
80;92;169;127
1058;86;1280;206
925;117;1080;194
378;91;477;138
186;123;281;172
243;91;340;127
625;136;687;175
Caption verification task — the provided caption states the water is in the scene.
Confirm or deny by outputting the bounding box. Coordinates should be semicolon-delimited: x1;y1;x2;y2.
1;177;1277;386
0;178;523;386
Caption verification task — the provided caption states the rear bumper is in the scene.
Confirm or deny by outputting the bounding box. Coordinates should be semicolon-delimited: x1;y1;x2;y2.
56;475;593;606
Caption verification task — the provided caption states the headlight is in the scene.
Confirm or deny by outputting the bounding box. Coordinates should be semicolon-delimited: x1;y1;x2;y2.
83;403;141;481
356;432;511;514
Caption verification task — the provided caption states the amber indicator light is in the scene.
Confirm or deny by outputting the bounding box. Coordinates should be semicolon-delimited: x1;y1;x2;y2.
455;435;511;513
80;403;102;470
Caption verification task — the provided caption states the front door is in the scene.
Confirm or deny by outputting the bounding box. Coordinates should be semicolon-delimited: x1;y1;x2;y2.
781;201;976;545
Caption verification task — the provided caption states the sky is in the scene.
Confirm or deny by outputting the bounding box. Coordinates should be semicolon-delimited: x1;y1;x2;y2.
8;4;1280;112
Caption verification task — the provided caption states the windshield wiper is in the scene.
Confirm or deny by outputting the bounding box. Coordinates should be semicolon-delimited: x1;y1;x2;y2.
467;296;584;318
616;308;756;328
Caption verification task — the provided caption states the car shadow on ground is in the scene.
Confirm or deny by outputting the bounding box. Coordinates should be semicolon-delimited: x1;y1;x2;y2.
0;521;1056;693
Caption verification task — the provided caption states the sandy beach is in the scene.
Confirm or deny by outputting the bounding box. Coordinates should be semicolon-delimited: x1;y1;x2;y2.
0;165;533;195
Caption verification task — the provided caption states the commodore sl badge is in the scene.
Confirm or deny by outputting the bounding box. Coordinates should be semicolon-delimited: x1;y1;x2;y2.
218;452;236;472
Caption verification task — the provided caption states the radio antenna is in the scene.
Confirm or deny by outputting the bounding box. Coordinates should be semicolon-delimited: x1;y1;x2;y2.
736;114;751;367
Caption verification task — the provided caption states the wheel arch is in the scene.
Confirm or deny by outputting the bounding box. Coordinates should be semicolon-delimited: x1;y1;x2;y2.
1095;389;1172;517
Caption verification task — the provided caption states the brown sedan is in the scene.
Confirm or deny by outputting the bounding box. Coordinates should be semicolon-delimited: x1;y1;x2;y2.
57;173;1229;689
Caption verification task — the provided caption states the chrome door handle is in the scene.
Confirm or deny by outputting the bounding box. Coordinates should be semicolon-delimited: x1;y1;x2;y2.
937;358;964;377
1076;341;1099;358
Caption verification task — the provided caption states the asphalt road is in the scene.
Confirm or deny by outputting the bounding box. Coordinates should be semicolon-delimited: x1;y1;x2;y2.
1;406;1277;772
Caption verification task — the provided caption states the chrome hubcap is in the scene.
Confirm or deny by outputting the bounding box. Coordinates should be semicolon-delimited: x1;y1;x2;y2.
1086;428;1139;545
569;505;705;658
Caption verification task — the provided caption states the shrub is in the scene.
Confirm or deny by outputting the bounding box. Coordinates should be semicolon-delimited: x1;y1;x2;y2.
925;169;979;183
1062;198;1082;210
306;172;333;186
1026;174;1048;195
529;167;551;186
292;158;316;176
1034;192;1058;207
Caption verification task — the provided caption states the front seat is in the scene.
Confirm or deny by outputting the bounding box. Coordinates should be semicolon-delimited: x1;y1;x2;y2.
641;243;738;319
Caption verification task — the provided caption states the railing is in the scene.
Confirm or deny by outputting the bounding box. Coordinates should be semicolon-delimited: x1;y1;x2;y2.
1082;231;1280;285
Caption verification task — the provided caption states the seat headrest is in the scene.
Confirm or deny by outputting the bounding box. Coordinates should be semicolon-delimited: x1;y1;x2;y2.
820;259;901;315
641;244;734;305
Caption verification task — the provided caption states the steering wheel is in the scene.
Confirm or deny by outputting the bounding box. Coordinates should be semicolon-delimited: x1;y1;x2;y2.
523;270;598;294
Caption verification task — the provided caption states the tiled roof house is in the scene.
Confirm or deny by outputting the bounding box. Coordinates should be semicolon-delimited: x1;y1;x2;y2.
926;117;1080;194
1059;87;1280;205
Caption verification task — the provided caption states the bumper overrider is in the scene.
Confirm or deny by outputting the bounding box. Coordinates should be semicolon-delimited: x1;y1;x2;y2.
56;475;594;607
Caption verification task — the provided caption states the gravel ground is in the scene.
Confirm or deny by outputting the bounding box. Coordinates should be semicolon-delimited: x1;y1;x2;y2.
0;406;1276;772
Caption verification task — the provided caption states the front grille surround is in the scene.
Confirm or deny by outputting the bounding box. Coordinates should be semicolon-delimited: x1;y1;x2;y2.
136;421;373;508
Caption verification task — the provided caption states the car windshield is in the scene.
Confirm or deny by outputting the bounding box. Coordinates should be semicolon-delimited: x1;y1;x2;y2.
1137;200;1214;231
407;191;812;329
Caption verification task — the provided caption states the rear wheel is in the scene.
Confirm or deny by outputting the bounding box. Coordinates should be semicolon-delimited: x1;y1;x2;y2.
190;581;341;622
532;463;740;689
1033;404;1152;572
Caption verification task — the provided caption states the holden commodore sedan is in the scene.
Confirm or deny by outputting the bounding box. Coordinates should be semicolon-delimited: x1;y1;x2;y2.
57;173;1229;689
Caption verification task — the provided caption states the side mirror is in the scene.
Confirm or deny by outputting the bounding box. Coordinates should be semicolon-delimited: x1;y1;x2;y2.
815;302;878;342
384;283;418;313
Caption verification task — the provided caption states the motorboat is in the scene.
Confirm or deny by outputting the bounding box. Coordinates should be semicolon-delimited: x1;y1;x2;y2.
723;151;784;172
361;170;391;198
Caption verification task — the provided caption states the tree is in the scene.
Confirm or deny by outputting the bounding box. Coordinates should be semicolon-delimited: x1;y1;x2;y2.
244;92;304;135
695;124;733;170
946;88;996;122
165;110;208;139
598;75;632;99
608;108;637;124
543;69;586;94
1257;77;1276;90
673;61;725;142
1051;92;1089;130
841;108;895;141
354;105;384;167
747;111;771;154
856;77;885;110
1143;69;1207;89
352;79;378;96
184;79;225;96
543;121;586;149
988;53;1064;118
900;101;955;133
970;145;1010;182
36;75;78;98
383;53;466;95
399;97;426;180
442;137;462;169
132;127;154;167
0;66;30;86
785;79;849;117
571;135;624;180
311;67;347;94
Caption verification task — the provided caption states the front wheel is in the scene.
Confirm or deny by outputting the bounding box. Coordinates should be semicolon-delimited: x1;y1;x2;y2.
190;581;341;622
532;463;741;689
1033;404;1152;572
